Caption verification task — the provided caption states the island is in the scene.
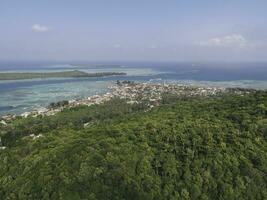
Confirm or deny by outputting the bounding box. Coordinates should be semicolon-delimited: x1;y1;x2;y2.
0;70;126;80
0;82;266;199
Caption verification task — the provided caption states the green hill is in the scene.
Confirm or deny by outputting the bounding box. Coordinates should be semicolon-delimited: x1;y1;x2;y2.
0;91;267;199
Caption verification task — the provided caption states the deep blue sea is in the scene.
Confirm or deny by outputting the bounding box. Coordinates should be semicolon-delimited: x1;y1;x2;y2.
0;61;267;115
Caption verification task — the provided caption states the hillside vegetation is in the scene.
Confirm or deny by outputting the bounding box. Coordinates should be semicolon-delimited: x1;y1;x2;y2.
0;91;267;199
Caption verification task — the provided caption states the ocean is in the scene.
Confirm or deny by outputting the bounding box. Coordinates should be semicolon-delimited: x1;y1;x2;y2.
0;61;267;116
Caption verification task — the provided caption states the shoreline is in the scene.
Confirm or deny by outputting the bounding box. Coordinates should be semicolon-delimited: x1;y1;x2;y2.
0;81;255;123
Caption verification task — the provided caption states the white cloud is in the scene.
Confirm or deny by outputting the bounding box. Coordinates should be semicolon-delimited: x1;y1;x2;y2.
197;34;247;47
150;45;158;49
113;44;121;48
31;24;50;32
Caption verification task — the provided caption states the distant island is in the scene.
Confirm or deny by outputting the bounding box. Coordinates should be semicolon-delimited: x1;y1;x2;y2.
0;70;126;80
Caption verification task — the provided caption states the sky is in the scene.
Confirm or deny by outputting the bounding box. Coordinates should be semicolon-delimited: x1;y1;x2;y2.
0;0;267;62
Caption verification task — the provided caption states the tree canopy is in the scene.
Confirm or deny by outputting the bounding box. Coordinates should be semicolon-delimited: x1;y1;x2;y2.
0;92;267;199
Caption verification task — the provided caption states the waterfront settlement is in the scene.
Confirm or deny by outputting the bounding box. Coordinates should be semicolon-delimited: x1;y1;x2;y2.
0;81;252;123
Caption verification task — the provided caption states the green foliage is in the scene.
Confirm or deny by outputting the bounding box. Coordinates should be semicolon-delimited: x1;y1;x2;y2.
0;92;267;199
49;100;69;109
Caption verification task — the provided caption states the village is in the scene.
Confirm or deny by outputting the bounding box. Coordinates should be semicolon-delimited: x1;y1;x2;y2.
0;81;252;125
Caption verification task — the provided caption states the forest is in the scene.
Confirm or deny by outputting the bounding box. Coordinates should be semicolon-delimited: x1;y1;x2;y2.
0;91;267;200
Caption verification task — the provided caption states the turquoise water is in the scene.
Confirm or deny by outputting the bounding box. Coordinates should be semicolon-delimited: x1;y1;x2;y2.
0;62;267;116
0;65;164;115
0;80;111;114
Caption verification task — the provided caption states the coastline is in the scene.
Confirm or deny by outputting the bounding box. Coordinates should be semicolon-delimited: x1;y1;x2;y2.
0;70;127;80
0;81;254;123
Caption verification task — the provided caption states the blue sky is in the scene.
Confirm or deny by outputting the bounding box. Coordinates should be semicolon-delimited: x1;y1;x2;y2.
0;0;267;61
